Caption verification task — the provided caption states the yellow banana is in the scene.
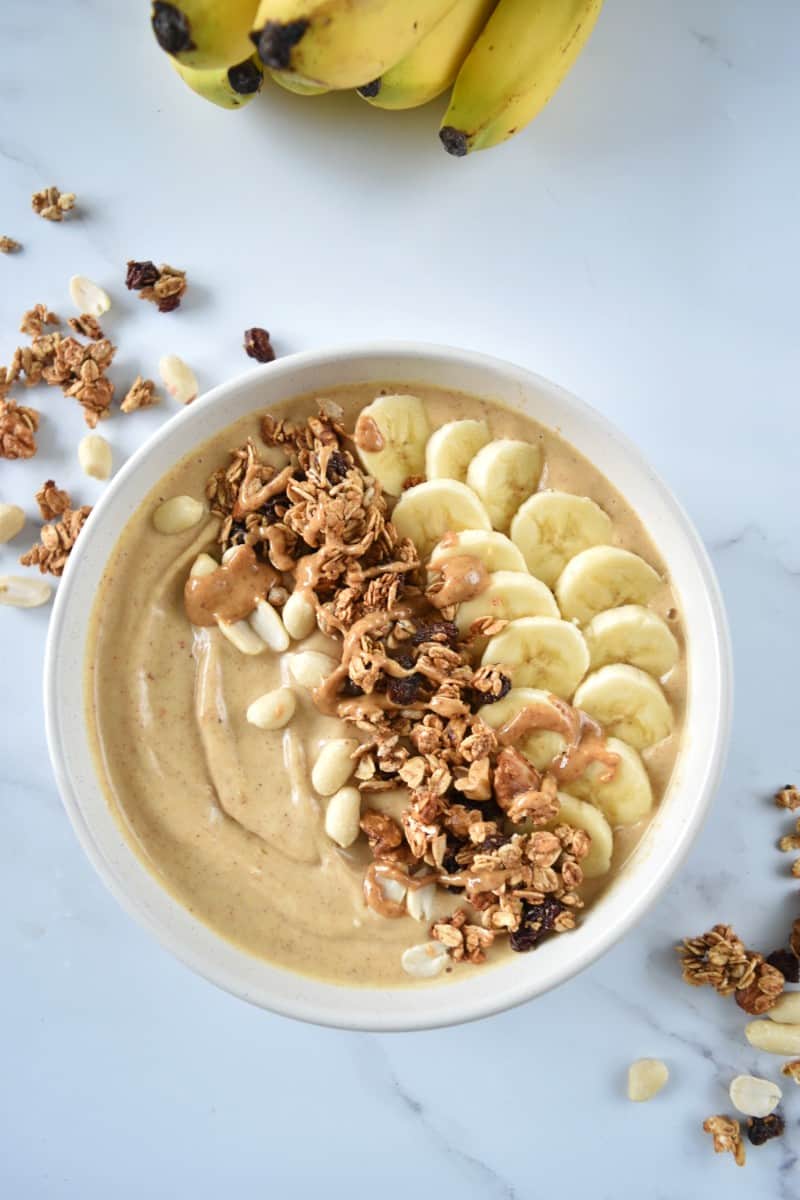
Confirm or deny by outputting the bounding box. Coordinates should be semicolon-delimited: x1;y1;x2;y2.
359;0;497;111
171;53;264;109
268;70;329;95
440;0;604;155
151;0;260;70
250;0;460;90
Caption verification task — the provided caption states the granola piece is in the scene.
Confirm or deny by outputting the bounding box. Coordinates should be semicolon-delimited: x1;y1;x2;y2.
431;908;494;964
775;785;800;810
19;505;91;576
360;810;403;858
509;897;569;952
31;186;76;221
470;663;512;704
0;236;21;254
703;1115;746;1166
35;480;72;521
66;366;114;427
734;960;785;1015
244;327;276;363
453;756;492;801
0;398;39;459
779;834;800;852
746;1113;784;1146
121;375;160;413
678;925;763;995
43;336;116;426
127;261;187;312
68;314;104;340
780;1060;800;1084
20;304;59;337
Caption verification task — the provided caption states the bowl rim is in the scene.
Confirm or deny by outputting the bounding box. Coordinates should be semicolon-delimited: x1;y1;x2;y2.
44;340;732;1031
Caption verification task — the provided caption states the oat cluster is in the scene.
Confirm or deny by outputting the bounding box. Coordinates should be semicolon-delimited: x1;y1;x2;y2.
0;398;40;459
0;236;22;254
204;403;593;964
31;186;76;222
121;375;160;414
68;314;104;341
703;1115;746;1166
678;924;784;1014
20;488;91;577
125;260;187;312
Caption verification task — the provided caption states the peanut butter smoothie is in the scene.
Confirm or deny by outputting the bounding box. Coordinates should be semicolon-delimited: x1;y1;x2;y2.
86;384;686;987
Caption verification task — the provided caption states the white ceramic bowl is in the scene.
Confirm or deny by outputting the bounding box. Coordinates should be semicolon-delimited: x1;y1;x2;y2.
45;343;732;1031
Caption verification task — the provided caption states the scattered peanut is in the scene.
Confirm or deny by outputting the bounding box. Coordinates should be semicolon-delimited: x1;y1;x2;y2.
627;1059;669;1102
189;552;218;578
324;786;362;848
159;354;198;405
0;504;25;543
767;992;800;1024
152;495;205;534
78;433;112;480
401;941;449;979
248;598;290;652
729;1074;782;1118
745;1020;800;1055
217;618;266;655
282;589;316;640
246;687;296;731
69;274;111;317
311;737;358;796
0;575;52;608
406;883;437;923
290;649;338;690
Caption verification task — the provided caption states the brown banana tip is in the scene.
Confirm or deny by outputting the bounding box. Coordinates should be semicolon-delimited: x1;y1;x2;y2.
151;1;195;55
358;78;381;99
228;59;263;96
439;126;469;157
256;19;310;70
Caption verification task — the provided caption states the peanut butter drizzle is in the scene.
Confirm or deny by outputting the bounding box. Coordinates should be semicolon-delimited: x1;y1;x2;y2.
233;464;294;519
184;545;279;627
428;554;490;608
497;695;580;746
354;413;384;453
498;696;620;785
312;608;416;717
551;736;620;784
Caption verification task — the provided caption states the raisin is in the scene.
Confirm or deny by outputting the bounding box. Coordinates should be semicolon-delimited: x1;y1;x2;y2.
766;949;800;983
392;651;416;670
255;19;309;70
387;673;424;706
151;2;195;54
126;260;160;291
339;677;364;698
475;833;509;855
470;673;511;708
326;451;350;482
509;898;563;953
747;1113;784;1146
243;327;275;363
411;620;459;647
226;519;248;546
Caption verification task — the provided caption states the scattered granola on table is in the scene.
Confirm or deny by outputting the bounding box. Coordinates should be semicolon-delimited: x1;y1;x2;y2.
35;480;72;522
45;336;116;427
19;304;59;337
68;314;104;340
0;398;39;459
20;504;91;576
703;1115;746;1166
0;236;21;254
775;785;800;811
125;260;187;312
121;375;160;413
31;186;76;222
780;1060;800;1084
678;925;784;1013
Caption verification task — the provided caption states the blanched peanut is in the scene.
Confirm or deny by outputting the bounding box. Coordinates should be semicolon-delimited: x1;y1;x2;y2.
377;874;407;905
159;354;198;405
218;618;266;655
290;649;337;689
311;738;358;796
0;504;25;543
189;552;218;578
729;1074;781;1118
0;575;52;608
767;992;800;1024
627;1059;669;1102
78;433;112;480
324;786;362;848
248;598;289;652
153;495;205;534
69;274;111;316
282;589;316;640
406;883;437;923
221;546;238;564
745;1020;800;1055
401;941;449;979
246;687;296;730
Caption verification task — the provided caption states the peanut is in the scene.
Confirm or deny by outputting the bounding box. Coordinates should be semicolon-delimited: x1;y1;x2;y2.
78;433;112;480
311;738;358;796
324;786;362;848
218;618;266;655
282;589;316;640
0;504;25;543
290;649;337;689
248;598;289;652
401;941;449;979
246;687;296;730
153;495;205;534
745;1020;800;1055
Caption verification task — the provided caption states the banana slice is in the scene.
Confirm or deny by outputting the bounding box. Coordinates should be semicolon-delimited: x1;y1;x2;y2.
392;478;491;560
510;490;613;586
565;737;653;826
555;546;662;625
425;418;490;482
548;793;614;878
456;570;558;633
466;439;542;531
477;687;568;770
585;605;679;678
428;529;527;574
481;616;589;697
354;393;430;496
573;664;673;750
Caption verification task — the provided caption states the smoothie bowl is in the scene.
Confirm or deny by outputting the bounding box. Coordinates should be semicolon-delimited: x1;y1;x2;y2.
45;343;731;1030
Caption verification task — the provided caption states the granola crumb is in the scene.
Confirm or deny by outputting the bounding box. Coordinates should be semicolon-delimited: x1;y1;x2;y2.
778;834;800;852
0;236;21;254
734;960;785;1015
0;398;40;459
703;1115;746;1166
126;260;187;312
746;1113;784;1146
20;303;59;338
19;504;91;576
677;925;768;997
780;1059;800;1084
775;785;800;810
31;186;76;222
244;327;275;363
35;480;72;521
121;375;160;414
68;314;104;341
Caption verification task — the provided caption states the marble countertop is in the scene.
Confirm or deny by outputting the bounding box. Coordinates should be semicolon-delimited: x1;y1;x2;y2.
2;0;799;1195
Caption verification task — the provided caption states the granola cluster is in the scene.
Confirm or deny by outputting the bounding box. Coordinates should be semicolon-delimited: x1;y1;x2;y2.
0;236;22;254
125;260;187;312
677;924;784;1014
121;375;160;413
20;493;92;576
703;1115;746;1166
0;398;40;459
204;403;594;965
31;186;76;222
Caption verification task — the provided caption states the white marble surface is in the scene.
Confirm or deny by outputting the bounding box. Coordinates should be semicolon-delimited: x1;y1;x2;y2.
1;0;799;1195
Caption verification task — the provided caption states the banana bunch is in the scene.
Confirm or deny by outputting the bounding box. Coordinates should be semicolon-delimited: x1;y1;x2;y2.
150;0;604;153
